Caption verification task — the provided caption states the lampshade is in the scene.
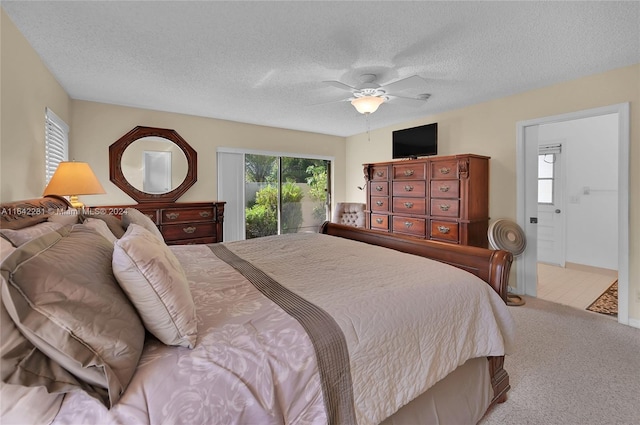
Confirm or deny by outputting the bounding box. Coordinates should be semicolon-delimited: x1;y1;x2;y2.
43;161;106;208
351;96;385;114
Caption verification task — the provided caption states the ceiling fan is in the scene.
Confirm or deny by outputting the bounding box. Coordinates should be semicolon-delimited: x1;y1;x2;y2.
322;74;431;114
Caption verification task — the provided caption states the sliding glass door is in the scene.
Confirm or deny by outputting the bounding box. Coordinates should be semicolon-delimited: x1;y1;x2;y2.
218;149;332;242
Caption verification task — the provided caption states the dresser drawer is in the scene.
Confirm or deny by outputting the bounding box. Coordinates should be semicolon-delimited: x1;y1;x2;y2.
393;163;426;180
371;197;390;212
431;160;459;179
161;207;215;224
430;180;460;199
370;214;389;230
165;236;217;246
134;209;160;225
393;197;427;215
392;216;426;237
392;181;426;197
430;220;459;243
430;199;460;217
162;222;216;241
371;166;390;181
371;182;389;196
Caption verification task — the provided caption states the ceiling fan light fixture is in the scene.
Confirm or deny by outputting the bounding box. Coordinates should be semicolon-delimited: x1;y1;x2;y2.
351;96;385;114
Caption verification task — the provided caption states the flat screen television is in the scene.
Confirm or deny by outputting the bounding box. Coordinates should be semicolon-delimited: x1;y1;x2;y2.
392;123;438;159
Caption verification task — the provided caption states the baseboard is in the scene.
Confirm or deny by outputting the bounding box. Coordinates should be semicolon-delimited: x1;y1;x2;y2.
628;317;640;329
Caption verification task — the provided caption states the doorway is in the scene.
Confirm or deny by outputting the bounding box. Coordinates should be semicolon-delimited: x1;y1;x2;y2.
516;103;630;326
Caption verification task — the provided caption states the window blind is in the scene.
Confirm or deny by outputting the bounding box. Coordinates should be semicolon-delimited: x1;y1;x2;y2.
45;107;69;184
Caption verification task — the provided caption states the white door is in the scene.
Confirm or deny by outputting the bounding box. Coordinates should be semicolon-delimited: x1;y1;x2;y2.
143;151;171;194
537;144;565;266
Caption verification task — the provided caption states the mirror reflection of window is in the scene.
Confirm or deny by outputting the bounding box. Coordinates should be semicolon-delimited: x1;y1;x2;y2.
143;151;172;194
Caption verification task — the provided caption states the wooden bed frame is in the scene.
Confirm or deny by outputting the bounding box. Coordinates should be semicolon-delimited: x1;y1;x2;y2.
320;221;512;407
0;197;511;411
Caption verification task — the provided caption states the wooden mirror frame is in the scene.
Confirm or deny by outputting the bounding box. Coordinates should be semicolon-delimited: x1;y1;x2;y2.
109;126;197;203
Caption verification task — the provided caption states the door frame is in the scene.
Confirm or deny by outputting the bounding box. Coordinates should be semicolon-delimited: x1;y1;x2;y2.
516;103;630;326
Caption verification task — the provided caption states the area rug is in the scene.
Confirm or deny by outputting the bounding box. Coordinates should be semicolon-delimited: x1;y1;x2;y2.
586;280;617;317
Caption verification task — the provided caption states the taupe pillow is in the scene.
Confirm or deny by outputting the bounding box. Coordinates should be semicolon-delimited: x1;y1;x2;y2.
79;212;126;238
47;208;79;225
0;221;64;247
0;225;145;407
121;208;164;242
83;218;117;244
113;224;197;348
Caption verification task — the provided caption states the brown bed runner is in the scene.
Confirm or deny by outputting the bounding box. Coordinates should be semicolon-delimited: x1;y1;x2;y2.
209;244;357;425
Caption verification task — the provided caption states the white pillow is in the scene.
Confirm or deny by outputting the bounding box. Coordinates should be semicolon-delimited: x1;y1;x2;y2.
82;218;117;244
121;208;164;242
113;224;197;348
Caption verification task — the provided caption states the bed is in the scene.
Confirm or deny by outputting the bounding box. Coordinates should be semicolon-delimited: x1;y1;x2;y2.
0;196;514;425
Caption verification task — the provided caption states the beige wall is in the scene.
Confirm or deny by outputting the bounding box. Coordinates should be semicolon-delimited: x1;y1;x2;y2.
345;63;640;321
0;9;71;201
69;100;345;207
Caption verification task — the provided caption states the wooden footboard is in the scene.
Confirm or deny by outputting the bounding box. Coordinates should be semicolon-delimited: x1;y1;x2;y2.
319;222;513;406
320;222;513;301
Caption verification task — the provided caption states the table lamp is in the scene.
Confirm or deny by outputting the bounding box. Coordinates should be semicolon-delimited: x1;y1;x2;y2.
43;161;106;208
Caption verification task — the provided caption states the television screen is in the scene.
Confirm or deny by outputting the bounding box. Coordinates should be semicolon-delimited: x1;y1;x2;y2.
392;123;438;159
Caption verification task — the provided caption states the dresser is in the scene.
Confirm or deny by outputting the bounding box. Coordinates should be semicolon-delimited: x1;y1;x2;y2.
364;154;489;247
91;201;225;245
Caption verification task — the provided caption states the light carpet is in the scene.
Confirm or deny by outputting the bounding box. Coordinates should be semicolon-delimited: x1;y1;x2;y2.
479;296;640;425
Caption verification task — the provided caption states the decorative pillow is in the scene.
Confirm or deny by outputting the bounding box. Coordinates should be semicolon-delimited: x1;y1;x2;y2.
83;218;117;244
121;208;164;242
113;224;197;348
47;208;79;225
0;221;64;247
79;212;126;238
0;238;15;262
0;225;145;407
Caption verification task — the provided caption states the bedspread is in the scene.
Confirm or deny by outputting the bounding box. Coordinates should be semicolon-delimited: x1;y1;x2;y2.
53;233;515;425
54;243;327;425
220;233;515;425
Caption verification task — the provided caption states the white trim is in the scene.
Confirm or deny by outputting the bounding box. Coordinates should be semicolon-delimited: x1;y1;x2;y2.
516;103;630;327
217;146;334;162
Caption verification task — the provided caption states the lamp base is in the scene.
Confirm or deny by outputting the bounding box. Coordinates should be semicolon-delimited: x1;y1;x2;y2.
68;195;84;209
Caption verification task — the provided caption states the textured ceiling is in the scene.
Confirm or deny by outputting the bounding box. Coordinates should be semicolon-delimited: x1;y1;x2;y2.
3;1;639;137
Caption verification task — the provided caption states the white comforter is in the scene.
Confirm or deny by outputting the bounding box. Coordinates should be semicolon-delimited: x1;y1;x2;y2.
54;233;515;425
222;233;515;425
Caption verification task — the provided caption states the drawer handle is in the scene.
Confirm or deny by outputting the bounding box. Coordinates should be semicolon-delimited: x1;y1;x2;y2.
375;171;385;177
439;185;450;192
166;212;180;220
439;167;451;175
437;225;450;234
375;186;384;192
403;169;415;177
376;201;384;206
183;226;197;234
439;204;450;211
145;214;155;220
404;202;414;208
376;218;384;224
404;221;413;228
404;185;414;192
199;211;211;218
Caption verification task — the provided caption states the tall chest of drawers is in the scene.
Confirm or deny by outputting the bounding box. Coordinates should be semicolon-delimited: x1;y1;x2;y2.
364;154;489;248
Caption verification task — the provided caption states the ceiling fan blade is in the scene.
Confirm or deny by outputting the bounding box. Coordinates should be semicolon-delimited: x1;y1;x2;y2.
387;94;430;107
309;96;353;106
322;80;357;92
382;75;429;94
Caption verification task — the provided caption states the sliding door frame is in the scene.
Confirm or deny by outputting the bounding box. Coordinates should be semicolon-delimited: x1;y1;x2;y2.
217;147;335;241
